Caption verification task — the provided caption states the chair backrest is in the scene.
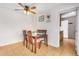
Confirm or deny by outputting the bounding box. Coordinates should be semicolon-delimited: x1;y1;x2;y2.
37;30;47;36
27;31;33;44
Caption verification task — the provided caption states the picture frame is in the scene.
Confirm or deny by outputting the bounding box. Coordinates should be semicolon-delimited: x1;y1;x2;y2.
39;15;44;22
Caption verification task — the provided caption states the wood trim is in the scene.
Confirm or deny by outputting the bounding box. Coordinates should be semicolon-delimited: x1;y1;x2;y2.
60;14;62;26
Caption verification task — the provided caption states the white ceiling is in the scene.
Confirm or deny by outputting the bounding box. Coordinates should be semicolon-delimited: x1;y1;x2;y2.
0;3;79;14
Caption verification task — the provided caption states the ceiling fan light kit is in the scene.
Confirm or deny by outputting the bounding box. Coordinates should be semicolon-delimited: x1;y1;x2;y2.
24;11;30;15
24;10;27;14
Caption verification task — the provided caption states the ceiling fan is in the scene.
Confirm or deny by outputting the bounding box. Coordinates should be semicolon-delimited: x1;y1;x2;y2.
15;3;36;14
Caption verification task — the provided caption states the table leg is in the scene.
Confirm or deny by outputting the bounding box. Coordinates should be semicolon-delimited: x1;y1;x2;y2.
46;35;48;46
34;37;37;53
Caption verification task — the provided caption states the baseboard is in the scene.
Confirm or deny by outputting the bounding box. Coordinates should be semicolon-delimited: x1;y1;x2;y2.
64;38;75;39
48;43;59;48
0;39;23;46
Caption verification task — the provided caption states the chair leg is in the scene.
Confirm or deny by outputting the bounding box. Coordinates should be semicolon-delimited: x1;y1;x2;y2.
39;41;42;49
26;40;28;48
44;37;46;45
23;39;26;46
46;35;48;46
34;42;36;53
28;42;30;49
31;44;33;52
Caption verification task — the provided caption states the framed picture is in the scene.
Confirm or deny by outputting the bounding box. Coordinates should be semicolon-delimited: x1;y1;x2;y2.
39;15;44;22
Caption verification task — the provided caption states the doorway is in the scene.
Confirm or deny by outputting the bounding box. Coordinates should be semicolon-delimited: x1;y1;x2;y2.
60;10;77;54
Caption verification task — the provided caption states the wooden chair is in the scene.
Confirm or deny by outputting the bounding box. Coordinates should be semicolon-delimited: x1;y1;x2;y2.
37;29;48;47
27;31;43;53
23;30;28;47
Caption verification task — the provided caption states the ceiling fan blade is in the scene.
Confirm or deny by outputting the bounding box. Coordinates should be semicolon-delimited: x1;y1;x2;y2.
31;6;36;9
18;3;25;8
30;11;36;14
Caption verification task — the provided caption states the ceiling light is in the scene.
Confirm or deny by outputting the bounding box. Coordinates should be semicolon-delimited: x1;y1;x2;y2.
24;10;30;15
27;11;30;15
24;10;27;14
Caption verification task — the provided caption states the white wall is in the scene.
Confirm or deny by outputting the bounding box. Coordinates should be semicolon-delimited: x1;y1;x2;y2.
61;20;68;38
0;8;34;46
48;11;60;47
